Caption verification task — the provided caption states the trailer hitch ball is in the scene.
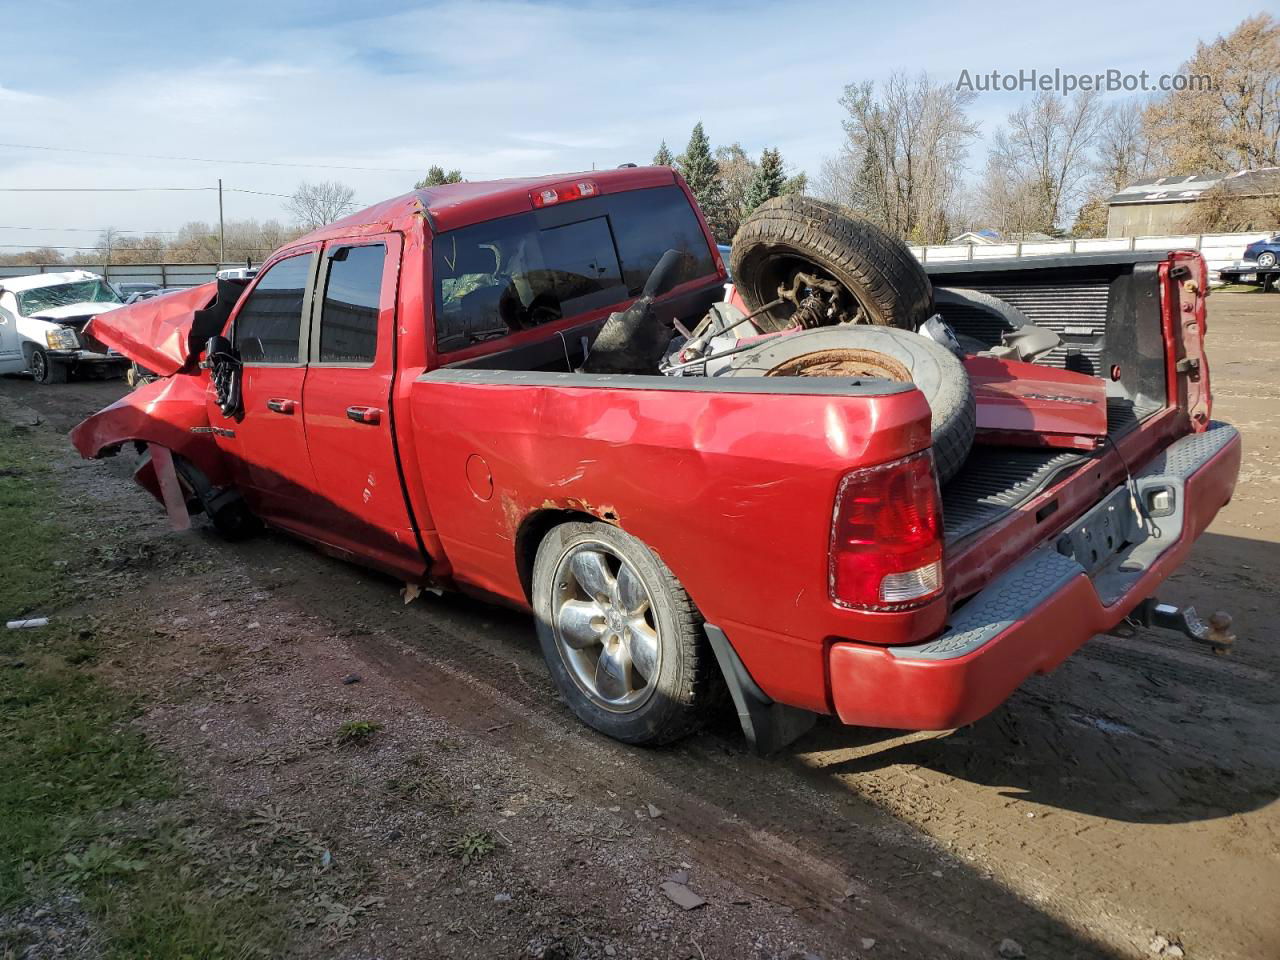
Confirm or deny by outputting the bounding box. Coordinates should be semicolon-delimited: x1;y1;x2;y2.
1150;602;1235;655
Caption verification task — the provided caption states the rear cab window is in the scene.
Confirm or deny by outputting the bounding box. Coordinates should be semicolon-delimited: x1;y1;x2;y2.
432;185;716;353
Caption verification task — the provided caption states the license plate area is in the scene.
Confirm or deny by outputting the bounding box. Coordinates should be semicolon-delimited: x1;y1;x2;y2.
1054;485;1147;575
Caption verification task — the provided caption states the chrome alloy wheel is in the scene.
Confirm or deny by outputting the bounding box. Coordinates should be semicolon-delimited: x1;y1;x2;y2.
551;542;661;712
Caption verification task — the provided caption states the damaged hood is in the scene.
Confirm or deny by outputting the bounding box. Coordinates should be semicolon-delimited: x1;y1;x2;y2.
83;280;243;377
29;302;121;323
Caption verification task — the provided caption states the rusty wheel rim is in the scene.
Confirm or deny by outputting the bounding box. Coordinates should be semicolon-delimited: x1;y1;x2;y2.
763;347;911;381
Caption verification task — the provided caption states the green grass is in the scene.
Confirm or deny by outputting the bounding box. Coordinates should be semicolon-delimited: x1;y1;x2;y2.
0;424;289;958
334;719;382;745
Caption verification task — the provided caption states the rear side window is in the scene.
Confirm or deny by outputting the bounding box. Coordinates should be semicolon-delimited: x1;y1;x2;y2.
235;253;313;363
433;185;715;352
318;244;385;364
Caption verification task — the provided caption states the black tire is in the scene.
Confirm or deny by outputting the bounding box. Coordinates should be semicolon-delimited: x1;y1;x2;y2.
172;454;262;541
1258;251;1277;269
29;347;69;385
532;521;711;745
933;286;1035;348
728;327;976;484
730;195;933;332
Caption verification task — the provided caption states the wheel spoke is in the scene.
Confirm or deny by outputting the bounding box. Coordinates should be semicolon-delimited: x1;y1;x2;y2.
571;550;614;602
625;620;659;681
594;642;632;701
615;564;649;616
557;599;605;650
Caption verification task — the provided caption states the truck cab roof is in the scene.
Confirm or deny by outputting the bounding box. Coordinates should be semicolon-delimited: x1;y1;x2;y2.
297;166;680;246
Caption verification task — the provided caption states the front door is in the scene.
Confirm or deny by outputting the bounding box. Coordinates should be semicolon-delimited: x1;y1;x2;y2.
300;234;424;577
212;245;324;536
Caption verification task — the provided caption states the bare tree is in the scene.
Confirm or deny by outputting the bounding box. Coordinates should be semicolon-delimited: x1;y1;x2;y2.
1143;13;1280;173
1069;100;1159;238
818;72;978;243
985;90;1106;234
286;181;357;230
975;151;1046;237
713;143;757;238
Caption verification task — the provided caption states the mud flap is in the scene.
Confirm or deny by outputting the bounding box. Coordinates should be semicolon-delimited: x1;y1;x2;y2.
704;624;815;755
148;444;191;531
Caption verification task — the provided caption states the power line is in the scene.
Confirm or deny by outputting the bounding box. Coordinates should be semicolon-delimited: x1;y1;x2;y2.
0;141;421;173
0;225;180;234
0;186;332;200
0;186;217;192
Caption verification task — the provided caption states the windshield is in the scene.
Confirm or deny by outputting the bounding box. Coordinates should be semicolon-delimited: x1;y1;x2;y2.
17;279;122;316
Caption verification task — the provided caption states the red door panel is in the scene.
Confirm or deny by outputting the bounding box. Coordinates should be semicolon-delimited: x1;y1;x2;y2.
208;245;325;536
301;234;425;578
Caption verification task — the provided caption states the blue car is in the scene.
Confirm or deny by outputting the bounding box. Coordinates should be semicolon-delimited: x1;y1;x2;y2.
1244;234;1280;270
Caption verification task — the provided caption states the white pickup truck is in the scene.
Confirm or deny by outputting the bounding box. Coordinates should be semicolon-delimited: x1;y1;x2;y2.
0;270;131;383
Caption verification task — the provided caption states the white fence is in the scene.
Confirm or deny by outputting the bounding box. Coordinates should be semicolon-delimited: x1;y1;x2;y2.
0;262;245;288
910;231;1271;282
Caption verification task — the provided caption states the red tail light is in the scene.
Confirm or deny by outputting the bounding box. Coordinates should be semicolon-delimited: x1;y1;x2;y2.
530;179;599;208
829;450;944;610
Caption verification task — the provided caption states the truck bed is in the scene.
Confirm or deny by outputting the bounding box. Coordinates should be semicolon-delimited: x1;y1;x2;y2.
929;253;1179;547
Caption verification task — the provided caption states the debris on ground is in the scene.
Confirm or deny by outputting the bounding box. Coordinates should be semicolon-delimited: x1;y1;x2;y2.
659;880;707;911
997;938;1026;958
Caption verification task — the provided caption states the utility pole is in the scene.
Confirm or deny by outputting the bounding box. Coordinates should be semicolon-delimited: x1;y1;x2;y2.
217;178;225;265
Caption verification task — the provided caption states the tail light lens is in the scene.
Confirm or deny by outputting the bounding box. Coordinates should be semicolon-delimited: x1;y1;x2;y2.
530;180;598;208
829;450;944;610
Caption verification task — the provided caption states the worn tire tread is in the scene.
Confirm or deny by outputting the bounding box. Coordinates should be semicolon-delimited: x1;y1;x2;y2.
731;195;933;332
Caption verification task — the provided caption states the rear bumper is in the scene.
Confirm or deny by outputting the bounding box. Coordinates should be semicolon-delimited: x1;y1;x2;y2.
828;422;1241;730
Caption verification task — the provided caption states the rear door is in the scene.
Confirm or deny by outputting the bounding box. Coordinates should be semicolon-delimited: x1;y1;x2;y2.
300;234;424;577
215;245;324;534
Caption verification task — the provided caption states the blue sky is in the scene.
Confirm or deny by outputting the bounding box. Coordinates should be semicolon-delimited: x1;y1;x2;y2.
0;0;1268;254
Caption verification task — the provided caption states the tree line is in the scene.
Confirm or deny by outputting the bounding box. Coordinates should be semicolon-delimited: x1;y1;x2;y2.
3;13;1274;269
818;12;1278;242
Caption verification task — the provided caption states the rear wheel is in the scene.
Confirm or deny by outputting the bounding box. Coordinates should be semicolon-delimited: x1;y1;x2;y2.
29;348;68;385
532;521;710;745
1258;251;1278;269
730;195;934;333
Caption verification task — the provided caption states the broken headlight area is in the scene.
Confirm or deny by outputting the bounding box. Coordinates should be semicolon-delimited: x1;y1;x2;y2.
45;327;79;350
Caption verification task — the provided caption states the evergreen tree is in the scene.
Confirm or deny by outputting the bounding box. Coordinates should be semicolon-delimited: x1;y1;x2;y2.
677;122;726;236
782;171;808;195
653;141;674;166
743;147;786;213
415;165;464;189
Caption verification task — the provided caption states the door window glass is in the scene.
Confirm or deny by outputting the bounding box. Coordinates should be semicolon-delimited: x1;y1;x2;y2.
235;253;313;363
318;244;385;364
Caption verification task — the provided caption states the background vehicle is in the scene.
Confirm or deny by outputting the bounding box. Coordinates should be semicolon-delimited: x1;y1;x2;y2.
114;281;162;300
73;168;1240;751
1243;233;1280;269
0;270;131;383
124;286;186;304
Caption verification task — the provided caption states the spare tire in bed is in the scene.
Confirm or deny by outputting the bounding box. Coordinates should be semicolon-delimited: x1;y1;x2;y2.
730;195;933;333
727;326;975;483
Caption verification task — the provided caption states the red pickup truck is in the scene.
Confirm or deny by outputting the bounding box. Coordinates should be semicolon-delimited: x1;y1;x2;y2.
73;166;1241;751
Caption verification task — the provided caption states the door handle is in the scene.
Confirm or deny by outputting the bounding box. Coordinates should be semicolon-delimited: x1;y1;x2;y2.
346;405;382;425
266;398;297;414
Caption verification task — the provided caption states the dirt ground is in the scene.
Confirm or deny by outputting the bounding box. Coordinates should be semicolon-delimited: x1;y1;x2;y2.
1;291;1277;960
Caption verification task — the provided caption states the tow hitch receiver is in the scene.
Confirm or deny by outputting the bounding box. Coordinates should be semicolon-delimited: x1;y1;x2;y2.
1116;598;1235;655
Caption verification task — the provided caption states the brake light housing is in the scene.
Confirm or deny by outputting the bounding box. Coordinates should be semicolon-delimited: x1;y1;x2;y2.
829;450;944;610
530;179;599;208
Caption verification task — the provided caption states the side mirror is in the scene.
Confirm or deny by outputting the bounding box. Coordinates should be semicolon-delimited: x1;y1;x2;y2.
206;335;232;358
